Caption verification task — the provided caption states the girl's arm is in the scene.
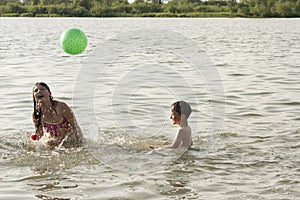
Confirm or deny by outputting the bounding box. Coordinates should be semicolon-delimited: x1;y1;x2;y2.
61;102;84;143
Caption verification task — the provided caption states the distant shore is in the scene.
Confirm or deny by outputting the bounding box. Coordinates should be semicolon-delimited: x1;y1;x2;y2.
1;1;300;18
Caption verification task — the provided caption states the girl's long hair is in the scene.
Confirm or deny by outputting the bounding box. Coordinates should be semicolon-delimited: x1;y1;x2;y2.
33;82;55;130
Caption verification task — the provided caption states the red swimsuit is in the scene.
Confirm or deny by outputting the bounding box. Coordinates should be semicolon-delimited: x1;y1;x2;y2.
43;118;68;138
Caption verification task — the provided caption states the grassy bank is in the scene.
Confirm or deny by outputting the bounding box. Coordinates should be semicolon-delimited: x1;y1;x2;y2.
0;0;299;18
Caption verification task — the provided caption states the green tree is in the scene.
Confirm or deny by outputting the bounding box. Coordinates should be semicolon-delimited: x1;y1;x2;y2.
227;0;237;16
78;0;93;10
275;1;297;17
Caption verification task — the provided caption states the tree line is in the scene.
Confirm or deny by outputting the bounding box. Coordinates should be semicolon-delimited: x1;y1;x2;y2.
0;0;299;17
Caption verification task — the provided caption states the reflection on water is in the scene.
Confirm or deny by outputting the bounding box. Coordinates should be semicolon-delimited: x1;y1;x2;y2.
0;18;299;199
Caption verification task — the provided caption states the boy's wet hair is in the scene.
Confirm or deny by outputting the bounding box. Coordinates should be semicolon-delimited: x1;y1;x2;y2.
171;101;192;118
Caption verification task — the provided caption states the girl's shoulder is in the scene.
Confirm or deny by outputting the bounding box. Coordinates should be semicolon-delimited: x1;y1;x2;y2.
53;101;71;113
54;100;68;108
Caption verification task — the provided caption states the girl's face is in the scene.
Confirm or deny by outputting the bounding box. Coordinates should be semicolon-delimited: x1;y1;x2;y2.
33;84;51;105
170;107;181;125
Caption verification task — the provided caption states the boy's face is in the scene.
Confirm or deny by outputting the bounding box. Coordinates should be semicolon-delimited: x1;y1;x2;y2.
170;107;181;125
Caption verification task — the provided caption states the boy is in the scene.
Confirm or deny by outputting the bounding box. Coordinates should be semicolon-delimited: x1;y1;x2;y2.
150;101;192;149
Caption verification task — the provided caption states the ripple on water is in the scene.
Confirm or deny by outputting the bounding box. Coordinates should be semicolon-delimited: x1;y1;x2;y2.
1;18;300;199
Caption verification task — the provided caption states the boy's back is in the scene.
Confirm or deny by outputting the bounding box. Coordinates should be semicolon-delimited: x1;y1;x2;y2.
170;125;192;148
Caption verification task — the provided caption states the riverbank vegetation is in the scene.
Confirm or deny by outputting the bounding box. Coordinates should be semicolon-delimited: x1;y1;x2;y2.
0;0;299;17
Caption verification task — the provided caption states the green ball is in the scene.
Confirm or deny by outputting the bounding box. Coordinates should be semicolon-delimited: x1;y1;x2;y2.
60;28;87;55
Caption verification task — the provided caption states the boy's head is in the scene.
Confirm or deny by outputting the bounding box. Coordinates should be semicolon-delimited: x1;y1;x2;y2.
170;101;192;125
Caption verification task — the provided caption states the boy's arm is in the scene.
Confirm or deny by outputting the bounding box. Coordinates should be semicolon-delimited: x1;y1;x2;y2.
165;129;183;148
149;130;183;149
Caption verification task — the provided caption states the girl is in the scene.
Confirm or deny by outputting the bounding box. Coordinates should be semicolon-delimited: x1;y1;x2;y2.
32;82;84;149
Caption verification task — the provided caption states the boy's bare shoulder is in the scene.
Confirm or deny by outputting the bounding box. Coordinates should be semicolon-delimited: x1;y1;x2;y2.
179;126;191;134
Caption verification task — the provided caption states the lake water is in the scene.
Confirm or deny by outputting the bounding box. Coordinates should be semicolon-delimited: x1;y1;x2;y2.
0;18;299;200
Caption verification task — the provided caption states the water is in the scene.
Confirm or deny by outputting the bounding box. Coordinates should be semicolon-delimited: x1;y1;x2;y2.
0;18;299;199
